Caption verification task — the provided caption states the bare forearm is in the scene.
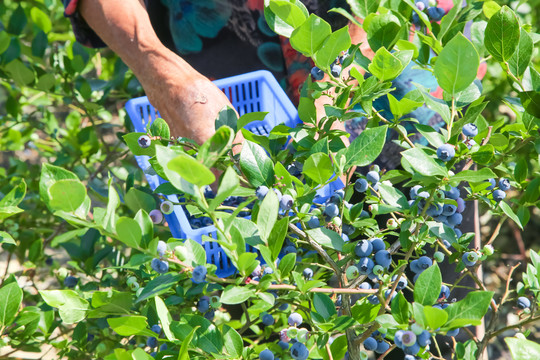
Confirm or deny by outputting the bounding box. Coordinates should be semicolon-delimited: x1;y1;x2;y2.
77;0;194;82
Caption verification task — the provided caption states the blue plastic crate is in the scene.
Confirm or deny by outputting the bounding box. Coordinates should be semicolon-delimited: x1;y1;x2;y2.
125;70;343;277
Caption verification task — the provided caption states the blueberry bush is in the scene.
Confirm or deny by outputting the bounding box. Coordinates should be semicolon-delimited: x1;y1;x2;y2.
0;0;539;359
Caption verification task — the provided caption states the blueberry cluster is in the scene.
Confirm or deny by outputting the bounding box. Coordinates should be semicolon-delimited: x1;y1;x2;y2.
310;52;350;81
412;0;446;25
486;178;511;202
362;330;390;354
196;295;216;320
394;328;432;356
409;185;466;241
150;240;170;274
352;237;392;286
410;256;433;282
259;313;310;360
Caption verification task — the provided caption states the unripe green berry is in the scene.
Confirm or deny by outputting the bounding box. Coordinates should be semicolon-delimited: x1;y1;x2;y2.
483;245;494;256
411;322;424;335
387;218;398;229
297;328;309;343
434;251;445;263
373;265;384;276
346;265;360;280
332;216;342;227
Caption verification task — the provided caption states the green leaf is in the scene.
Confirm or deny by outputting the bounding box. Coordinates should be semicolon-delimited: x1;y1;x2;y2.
484;6;520;62
346;0;379;19
88;291;132;318
237;112;269;131
444;291;493;328
103;178;120;233
209;167;239;211
366;13;401;51
345;125;387;168
115;217;142;249
419;91;451;124
391;292;410;324
168;153;215;187
401;148;448;177
236;252;259;278
451;167;497;183
424;305;448;330
505;337;540;360
0;31;10;55
508;29;533;78
270;217;289;261
314;26;351;69
49;179;87;212
351;302;381;323
155;146;198;197
434;33;479;95
437;0;461;41
378;183;409;211
30;7;52;33
305;227;344;251
0;231;16;245
7;6;27;35
368;47;403;81
125;188;156;214
198;126;235;169
415;124;445;148
257;187;279;243
414;264;442;306
313;293;337;320
0;179;26;207
136;274;182;303
499;201;523;230
4;59;34;86
302;152;333;184
39;290;89;324
149;118;170;139
239;140;274;187
519;91;540;118
265;0;308;38
278;252;296;278
155;296;174;341
223;325;243;357
220;286;255;305
215;106;238;133
290;14;332;56
0;282;23;326
107;315;148;336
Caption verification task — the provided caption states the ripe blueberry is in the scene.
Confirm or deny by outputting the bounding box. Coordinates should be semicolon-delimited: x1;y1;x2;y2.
151;258;169;274
146;336;158;348
447;328;460;337
357;257;375;275
355;240;373;257
192;265;207;283
290;342;309;360
462;123;478;137
374;250;391;268
447;212;463;226
151;324;161;334
404;342;420;355
280;194;294;211
363;337;378;351
307;216;320;229
439;284;450;300
417;256;432;271
64;275;78;288
156;240;167;257
366;171;380;184
197;297;210;313
259;349;274;360
355;178;369;192
262;313;275;326
486;178;496;190
417;330;431;347
288;312;303;326
303;268;313;280
517;296;531;309
410;185;429;200
310;66;324;81
437;144;455;162
499;178;511;191
324;203;339;218
256;186;269;201
138;135;151;148
492;189;506;202
442;204;457;216
375;340;390;354
330;63;342;77
370;238;386;252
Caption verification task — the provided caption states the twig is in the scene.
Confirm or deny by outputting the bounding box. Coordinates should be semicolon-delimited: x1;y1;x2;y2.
485;218;505;246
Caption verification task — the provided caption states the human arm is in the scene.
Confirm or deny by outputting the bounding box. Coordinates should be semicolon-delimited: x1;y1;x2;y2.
77;0;235;145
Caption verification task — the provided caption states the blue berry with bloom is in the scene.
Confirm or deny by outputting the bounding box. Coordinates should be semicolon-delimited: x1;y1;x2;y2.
486;178;496;190
150;324;161;334
417;330;432;347
259;349;274;360
357;257;375;275
355;240;373;257
355;178;369;192
330;63;342;77
64;275;78;288
151;258;169;274
288;312;303;326
462;123;478;137
280;194;294;211
462;252;478;267
492;189;506;202
363;337;378;351
192;265;207;283
439;284;450;300
375;340;390;353
262;313;274;326
517;296;531;309
156;240;167;257
324;203;339;218
290;342;309;360
197;297;210;313
307;216;320;229
310;66;324;81
370;238;386;252
374;250;392;268
303;268;313;280
366;171;380;184
427;6;445;20
256;186;269;201
437;144;455;162
499;178;511;191
146;336;158;348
